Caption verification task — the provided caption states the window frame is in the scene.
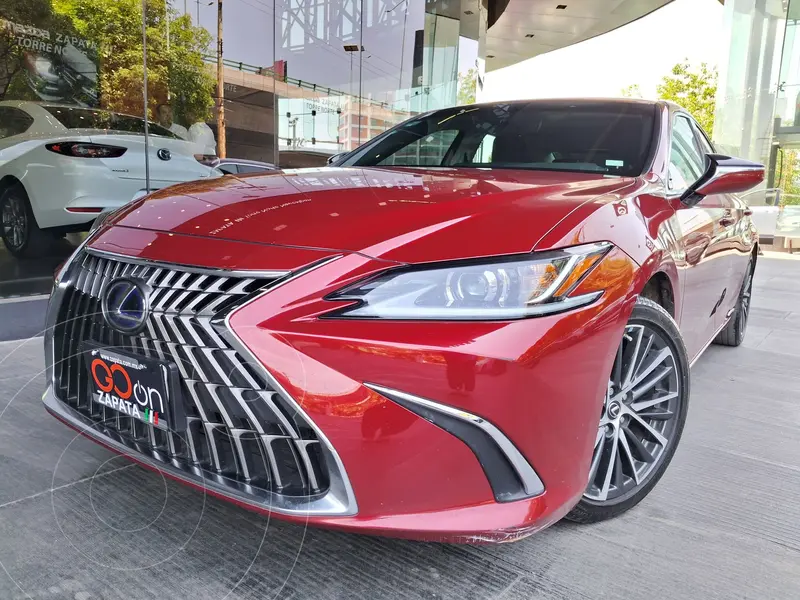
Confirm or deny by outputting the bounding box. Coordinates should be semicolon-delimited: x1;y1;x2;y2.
343;102;659;176
667;113;709;195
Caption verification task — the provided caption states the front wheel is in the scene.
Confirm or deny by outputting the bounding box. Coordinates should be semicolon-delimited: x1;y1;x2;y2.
566;296;690;524
0;183;53;259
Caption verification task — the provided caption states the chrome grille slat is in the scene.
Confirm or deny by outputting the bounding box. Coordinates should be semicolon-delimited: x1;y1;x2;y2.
168;290;192;313
196;315;227;347
296;440;321;491
156;288;181;311
188;275;209;291
205;384;237;428
173;272;192;290
180;315;206;347
163;314;188;346
184;380;212;421
261;435;290;490
198;295;231;317
221;348;260;389
166;342;191;380
52;251;330;499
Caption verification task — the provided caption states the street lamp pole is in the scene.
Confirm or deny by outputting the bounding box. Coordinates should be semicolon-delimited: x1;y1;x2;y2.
344;44;363;150
141;0;150;192
216;0;226;157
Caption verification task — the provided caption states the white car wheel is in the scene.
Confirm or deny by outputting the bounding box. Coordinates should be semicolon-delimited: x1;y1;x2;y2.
0;183;53;259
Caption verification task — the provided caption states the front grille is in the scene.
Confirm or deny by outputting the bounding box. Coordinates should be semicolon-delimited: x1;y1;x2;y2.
53;251;330;499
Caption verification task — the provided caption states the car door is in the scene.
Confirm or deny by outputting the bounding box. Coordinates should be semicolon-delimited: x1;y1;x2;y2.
668;114;729;361
688;119;748;331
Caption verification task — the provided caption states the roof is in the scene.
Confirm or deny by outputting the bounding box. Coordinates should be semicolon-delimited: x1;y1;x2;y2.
476;0;675;71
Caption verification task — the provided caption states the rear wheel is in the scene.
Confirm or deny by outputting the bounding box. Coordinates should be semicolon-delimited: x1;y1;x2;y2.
0;183;53;258
713;256;754;347
566;297;690;524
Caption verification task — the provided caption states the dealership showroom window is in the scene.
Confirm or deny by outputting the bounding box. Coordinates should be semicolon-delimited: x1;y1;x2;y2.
1;0;799;599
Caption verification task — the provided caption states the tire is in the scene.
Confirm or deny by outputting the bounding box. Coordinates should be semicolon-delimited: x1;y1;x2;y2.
0;182;54;259
565;296;690;524
713;256;754;347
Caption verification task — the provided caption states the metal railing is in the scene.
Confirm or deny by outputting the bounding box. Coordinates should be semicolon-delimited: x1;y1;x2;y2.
202;54;396;109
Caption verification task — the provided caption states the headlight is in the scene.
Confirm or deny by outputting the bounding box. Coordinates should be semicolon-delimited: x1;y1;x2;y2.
325;242;611;320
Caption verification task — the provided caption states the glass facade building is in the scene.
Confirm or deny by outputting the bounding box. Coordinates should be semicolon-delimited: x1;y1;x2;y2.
0;0;675;172
713;0;800;243
0;0;490;169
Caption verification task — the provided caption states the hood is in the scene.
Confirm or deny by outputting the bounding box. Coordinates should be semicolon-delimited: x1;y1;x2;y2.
106;167;636;264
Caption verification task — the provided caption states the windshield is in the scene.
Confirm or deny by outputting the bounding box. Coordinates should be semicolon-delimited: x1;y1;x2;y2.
343;101;657;177
42;105;178;138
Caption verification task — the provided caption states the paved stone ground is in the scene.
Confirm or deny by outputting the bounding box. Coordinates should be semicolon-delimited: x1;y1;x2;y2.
0;256;798;600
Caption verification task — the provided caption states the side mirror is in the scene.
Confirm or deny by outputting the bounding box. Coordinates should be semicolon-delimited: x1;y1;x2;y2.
681;153;764;206
327;152;346;166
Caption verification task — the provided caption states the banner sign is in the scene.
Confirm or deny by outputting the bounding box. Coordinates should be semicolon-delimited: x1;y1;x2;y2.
1;17;99;106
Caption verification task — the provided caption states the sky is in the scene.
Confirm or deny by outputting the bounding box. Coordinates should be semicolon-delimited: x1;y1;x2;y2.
481;0;725;102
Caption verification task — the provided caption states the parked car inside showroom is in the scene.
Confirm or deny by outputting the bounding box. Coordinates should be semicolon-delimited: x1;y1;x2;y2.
205;157;278;175
0;101;219;258
43;99;762;542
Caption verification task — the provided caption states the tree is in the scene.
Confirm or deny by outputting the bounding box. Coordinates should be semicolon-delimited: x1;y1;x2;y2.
656;60;718;134
620;84;642;99
51;0;214;124
457;68;477;105
774;149;800;206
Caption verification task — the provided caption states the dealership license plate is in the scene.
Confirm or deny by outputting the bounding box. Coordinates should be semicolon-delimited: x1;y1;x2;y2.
82;343;185;432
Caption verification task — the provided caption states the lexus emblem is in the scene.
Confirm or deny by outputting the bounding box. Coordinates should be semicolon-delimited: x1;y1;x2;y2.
101;278;150;334
607;401;621;420
157;148;171;161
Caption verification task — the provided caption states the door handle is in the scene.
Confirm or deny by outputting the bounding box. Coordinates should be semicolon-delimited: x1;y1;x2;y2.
743;208;753;216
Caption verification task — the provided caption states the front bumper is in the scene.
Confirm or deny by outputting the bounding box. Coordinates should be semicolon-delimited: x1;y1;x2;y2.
44;239;638;542
43;383;556;543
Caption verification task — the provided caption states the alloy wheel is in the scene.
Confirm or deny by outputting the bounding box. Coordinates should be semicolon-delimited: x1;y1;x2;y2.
584;323;682;503
738;263;753;337
1;194;27;250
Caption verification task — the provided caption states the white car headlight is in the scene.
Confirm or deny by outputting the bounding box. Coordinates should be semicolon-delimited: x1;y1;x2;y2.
326;242;611;320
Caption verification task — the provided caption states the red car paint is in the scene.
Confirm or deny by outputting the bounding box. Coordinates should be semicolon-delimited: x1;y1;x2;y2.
46;100;763;542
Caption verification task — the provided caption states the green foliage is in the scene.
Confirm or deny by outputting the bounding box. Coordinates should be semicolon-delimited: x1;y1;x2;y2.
52;0;214;123
656;59;718;134
775;149;800;205
620;84;642;99
457;68;477;106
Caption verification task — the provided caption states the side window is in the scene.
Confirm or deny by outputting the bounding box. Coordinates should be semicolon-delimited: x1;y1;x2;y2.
217;163;238;174
690;120;714;154
473;134;495;164
378;130;459;166
0;108;34;139
237;164;269;174
668;116;706;191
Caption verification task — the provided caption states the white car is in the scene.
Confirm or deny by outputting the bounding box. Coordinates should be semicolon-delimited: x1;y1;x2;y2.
0;101;219;258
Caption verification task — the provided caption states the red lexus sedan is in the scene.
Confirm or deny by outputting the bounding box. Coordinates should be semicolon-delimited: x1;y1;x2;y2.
43;99;763;542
